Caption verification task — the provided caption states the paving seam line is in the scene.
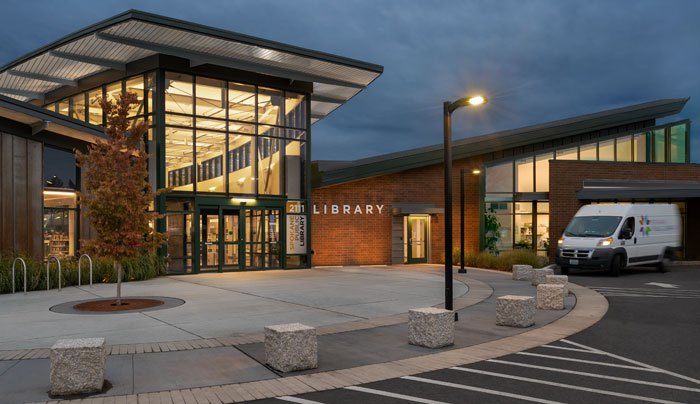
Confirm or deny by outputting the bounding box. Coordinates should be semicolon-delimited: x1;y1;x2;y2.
42;282;605;404
0;273;486;361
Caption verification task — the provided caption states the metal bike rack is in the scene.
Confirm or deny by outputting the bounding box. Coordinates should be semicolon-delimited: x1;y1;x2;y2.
47;256;61;292
12;257;27;295
78;254;93;287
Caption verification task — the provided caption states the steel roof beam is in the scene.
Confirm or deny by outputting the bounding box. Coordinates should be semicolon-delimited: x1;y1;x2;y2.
7;70;78;87
0;87;44;101
310;113;325;120
50;50;126;71
95;32;366;89
311;94;348;104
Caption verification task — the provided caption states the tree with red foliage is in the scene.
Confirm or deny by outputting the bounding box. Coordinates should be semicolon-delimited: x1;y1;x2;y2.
76;92;167;304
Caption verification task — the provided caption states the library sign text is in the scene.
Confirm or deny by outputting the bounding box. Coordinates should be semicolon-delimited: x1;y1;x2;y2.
312;204;385;215
286;201;306;254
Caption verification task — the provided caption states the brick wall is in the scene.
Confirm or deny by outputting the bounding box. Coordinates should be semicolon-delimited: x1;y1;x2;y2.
310;156;482;266
549;161;700;260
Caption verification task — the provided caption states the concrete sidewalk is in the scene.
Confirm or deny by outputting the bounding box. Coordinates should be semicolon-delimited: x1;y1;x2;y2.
0;266;467;350
0;267;600;404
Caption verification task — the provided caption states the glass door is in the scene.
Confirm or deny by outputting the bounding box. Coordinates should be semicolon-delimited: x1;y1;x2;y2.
407;216;428;264
200;208;220;270
222;209;241;270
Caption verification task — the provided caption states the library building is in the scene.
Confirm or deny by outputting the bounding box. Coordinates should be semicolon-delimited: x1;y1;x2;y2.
0;10;382;273
311;98;700;266
1;10;698;272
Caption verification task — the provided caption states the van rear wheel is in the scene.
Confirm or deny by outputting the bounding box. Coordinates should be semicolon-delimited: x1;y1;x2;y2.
657;253;671;273
610;255;622;277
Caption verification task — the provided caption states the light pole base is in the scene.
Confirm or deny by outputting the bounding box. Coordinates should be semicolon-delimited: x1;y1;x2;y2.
458;269;467;274
454;312;459;322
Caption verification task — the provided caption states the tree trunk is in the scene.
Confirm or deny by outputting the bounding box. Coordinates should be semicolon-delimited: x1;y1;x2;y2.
115;261;122;305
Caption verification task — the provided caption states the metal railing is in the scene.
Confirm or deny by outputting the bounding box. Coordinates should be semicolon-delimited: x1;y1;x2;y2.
46;256;61;292
78;254;93;287
12;257;27;295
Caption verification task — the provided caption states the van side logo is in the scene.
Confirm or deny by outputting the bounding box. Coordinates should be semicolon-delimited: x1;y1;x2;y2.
639;216;651;236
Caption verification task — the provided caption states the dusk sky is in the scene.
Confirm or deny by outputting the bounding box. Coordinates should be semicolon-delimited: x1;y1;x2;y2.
2;0;699;162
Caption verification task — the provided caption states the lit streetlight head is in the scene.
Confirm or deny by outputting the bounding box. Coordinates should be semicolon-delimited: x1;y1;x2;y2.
472;169;481;175
468;95;485;106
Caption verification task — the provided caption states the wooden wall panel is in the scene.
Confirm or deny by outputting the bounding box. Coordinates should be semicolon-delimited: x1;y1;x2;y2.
1;133;13;253
0;132;43;258
27;141;43;260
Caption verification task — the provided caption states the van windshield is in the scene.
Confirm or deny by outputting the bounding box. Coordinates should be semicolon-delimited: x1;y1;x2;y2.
564;216;622;237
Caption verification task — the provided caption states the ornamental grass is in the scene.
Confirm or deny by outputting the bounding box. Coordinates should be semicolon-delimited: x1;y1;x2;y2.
0;253;165;294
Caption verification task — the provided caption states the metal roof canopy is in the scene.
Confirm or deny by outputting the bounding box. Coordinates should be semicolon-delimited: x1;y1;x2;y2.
0;10;383;125
576;178;700;200
0;93;106;143
316;98;689;187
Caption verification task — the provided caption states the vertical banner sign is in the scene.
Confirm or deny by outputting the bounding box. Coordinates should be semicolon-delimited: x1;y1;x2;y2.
286;201;306;254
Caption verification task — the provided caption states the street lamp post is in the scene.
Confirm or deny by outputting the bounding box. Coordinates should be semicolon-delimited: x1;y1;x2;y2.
443;95;485;318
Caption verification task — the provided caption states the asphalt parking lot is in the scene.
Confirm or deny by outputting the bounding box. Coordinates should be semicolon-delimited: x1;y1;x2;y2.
260;264;700;404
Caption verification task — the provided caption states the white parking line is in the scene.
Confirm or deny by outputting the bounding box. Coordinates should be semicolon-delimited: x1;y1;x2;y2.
345;386;448;403
488;359;700;393
277;396;324;404
540;344;606;354
516;352;660;371
562;339;700;386
451;367;685;404
401;375;565;404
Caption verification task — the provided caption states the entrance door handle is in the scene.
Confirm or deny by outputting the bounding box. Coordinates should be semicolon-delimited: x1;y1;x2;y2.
205;242;214;245
633;237;637;244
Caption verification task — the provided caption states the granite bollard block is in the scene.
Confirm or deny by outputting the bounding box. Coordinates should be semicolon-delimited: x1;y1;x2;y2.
496;295;536;327
537;284;566;310
546;274;569;296
408;307;455;349
532;268;554;286
50;338;106;395
265;323;317;372
512;265;533;281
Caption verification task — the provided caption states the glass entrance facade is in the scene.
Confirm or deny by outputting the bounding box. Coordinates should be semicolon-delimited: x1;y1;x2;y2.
43;68;310;272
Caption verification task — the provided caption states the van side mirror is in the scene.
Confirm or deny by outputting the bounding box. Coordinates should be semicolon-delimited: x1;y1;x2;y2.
619;229;632;240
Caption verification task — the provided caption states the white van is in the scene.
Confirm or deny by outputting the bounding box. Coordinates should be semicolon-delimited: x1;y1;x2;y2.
556;203;681;276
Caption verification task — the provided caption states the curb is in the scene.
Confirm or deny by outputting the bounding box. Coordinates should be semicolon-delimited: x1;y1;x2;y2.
16;280;608;404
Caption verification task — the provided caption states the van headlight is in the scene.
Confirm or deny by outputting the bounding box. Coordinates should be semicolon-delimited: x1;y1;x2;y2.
558;237;564;245
597;237;613;247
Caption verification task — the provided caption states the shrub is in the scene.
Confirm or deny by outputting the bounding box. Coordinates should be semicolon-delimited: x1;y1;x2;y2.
0;253;165;294
452;248;548;271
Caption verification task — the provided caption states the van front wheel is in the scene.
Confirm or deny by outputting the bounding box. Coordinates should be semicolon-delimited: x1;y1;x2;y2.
560;266;569;275
610;255;623;277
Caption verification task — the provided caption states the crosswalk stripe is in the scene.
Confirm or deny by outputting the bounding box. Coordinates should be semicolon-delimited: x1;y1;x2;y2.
401;375;565;404
516;352;660;371
277;396;324;404
451;367;685;404
487;359;700;393
345;386;448;403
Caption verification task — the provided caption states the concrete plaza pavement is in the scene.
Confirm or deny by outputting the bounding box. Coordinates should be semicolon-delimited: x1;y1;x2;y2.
0;266;602;404
0;266;467;350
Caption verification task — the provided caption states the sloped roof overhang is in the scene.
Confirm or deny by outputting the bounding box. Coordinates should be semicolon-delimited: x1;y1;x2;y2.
0;93;105;144
576;179;700;200
0;10;383;125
